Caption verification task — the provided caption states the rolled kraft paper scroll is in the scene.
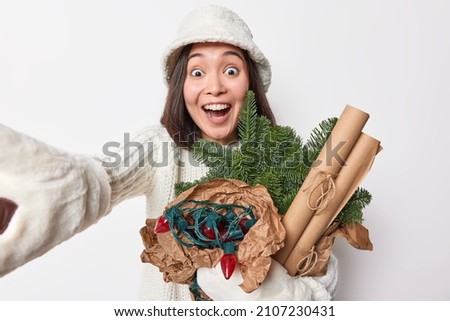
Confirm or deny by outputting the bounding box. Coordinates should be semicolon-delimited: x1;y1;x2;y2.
283;133;382;276
0;198;18;235
273;105;370;265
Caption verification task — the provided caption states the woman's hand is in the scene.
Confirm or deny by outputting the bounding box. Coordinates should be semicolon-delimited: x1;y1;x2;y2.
0;123;111;277
196;255;338;301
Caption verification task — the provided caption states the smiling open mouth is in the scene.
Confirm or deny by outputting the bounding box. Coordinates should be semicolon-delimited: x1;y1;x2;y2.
203;104;231;118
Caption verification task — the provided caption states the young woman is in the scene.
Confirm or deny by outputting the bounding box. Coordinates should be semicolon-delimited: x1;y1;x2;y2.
0;5;337;301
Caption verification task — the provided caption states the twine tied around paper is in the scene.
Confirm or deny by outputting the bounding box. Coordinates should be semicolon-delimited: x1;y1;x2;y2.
302;169;337;214
296;247;318;276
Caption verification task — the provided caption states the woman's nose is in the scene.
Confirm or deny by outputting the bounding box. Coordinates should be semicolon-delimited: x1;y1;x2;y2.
205;73;226;96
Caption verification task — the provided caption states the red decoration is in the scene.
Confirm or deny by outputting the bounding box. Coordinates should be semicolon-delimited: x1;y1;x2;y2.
218;221;228;241
239;217;249;233
220;253;237;279
154;216;170;233
201;224;215;239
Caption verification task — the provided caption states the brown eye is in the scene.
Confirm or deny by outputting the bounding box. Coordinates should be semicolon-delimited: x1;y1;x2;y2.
190;69;204;77
224;67;239;76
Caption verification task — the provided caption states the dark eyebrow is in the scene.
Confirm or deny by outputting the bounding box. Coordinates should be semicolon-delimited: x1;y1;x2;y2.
187;50;245;62
188;52;203;60
223;50;245;62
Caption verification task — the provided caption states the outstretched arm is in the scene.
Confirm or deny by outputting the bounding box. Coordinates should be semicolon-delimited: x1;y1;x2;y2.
0;124;169;277
0;124;111;276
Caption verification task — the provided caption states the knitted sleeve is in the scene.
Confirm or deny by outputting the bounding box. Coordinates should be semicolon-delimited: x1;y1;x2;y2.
0;124;165;277
99;126;166;209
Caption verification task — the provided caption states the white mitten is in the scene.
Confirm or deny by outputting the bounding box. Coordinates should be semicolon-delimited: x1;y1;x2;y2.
197;259;315;301
0;124;111;276
197;255;338;301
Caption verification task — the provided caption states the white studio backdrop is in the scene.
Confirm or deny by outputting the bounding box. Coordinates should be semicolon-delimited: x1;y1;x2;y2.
0;0;449;300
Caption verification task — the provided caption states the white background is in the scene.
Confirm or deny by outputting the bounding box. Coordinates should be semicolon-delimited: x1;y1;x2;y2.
0;0;449;300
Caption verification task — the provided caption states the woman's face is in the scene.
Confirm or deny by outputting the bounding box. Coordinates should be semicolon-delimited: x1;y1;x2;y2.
183;42;250;145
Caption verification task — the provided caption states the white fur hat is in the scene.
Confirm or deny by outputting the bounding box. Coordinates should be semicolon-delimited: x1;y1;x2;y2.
162;5;271;92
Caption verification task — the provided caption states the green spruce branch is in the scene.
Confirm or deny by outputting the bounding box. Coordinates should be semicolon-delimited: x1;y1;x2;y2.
174;91;372;225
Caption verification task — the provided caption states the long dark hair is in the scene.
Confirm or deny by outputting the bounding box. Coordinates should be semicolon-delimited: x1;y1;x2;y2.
160;44;276;148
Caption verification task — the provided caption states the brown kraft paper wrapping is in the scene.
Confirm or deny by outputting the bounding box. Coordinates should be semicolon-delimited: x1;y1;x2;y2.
140;179;285;293
273;105;369;265
303;221;374;277
283;133;382;276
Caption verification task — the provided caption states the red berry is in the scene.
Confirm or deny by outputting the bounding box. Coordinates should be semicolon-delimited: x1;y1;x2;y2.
220;253;237;280
154;216;170;233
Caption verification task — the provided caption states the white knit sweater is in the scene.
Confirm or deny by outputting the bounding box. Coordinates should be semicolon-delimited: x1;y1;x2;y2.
0;124;338;300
